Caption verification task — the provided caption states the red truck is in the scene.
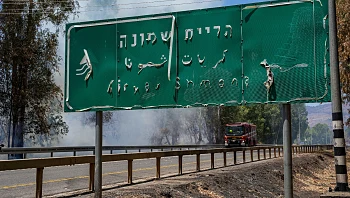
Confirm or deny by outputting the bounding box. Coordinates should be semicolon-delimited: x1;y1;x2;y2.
224;122;257;147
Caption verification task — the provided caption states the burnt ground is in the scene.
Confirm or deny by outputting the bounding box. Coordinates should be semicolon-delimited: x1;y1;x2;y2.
96;151;339;198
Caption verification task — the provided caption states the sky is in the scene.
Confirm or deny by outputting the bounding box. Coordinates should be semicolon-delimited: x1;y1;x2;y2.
56;0;324;147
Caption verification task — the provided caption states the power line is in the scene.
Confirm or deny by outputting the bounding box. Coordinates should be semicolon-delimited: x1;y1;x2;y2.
0;0;172;5
0;0;222;15
0;0;88;5
1;0;176;11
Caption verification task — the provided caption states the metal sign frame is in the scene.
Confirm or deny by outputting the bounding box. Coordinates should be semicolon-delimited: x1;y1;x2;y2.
65;0;330;112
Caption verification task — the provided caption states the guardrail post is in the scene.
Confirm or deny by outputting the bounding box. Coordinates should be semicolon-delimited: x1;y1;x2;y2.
110;150;113;154
269;148;271;158
156;157;161;179
234;151;237;165
211;153;214;169
243;150;246;163
196;154;200;171
223;152;227;167
250;149;254;162
51;152;53;157
24;153;27;159
89;163;95;191
278;147;281;157
36;167;44;198
263;148;266;160
179;155;183;175
128;160;133;184
258;149;260;161
74;151;76;156
274;148;276;158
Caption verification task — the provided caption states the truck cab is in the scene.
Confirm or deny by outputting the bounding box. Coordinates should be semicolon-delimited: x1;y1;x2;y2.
224;122;257;147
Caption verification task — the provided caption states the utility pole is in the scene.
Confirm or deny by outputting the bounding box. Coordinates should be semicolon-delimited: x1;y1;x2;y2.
329;0;349;191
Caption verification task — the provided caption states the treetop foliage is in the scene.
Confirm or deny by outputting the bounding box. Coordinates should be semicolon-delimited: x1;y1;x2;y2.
337;0;350;125
0;0;78;149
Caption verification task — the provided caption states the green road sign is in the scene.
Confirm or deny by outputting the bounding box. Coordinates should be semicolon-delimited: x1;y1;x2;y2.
65;0;330;112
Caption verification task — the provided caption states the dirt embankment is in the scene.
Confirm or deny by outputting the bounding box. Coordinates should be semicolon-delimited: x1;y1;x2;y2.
101;151;338;198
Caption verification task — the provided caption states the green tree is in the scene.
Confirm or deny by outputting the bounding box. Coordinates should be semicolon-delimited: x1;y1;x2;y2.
0;0;78;158
291;104;308;144
261;104;283;144
306;123;331;144
337;0;350;125
304;126;315;144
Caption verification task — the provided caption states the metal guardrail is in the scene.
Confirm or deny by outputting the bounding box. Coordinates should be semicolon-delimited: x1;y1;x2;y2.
0;144;225;158
0;145;332;198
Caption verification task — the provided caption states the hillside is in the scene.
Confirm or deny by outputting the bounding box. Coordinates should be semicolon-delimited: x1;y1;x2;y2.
306;103;350;127
97;151;337;198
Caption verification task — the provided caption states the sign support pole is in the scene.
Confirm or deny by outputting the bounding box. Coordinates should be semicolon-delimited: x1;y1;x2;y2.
283;104;293;198
95;111;103;198
329;0;349;191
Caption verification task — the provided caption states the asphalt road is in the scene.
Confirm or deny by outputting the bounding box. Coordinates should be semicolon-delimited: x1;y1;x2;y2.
0;149;278;198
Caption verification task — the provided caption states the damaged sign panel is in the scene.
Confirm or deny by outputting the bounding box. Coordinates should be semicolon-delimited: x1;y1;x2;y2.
242;0;330;104
65;0;330;112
